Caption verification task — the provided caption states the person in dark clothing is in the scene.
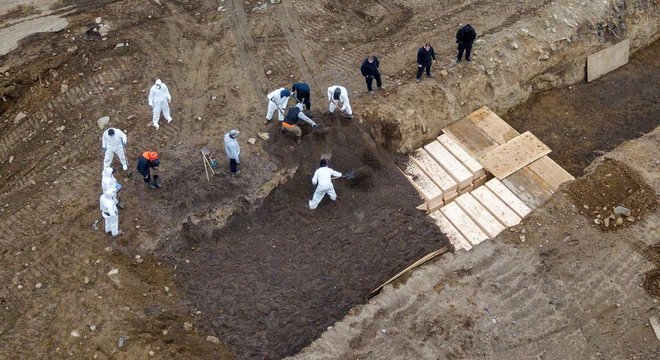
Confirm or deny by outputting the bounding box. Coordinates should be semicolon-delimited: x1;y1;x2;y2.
291;82;311;111
282;103;318;144
456;24;477;62
360;55;382;94
416;43;436;82
136;151;160;189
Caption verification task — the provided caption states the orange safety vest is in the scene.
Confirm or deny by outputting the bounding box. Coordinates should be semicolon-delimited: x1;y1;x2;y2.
142;151;159;161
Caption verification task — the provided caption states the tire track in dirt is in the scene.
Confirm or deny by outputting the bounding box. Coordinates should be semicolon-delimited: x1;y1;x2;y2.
0;58;140;330
225;0;270;99
0;62;132;198
0;162;101;358
275;1;323;88
161;4;216;126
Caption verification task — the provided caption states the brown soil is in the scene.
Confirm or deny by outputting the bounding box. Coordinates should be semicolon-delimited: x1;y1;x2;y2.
567;158;657;232
170;116;449;359
504;40;660;177
0;0;658;359
293;133;660;360
638;244;660;299
0;4;39;22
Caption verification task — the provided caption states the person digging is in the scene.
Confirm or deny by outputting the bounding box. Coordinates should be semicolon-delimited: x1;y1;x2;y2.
136;151;161;189
309;159;342;209
282;103;319;144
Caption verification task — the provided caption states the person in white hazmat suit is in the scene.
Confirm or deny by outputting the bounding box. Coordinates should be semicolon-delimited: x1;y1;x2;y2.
102;167;123;208
224;129;241;174
101;128;128;170
148;79;172;130
309;159;342;209
100;188;121;237
327;85;353;118
265;87;291;123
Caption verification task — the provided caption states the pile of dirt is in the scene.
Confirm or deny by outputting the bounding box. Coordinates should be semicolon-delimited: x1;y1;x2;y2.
167;115;449;358
568;159;656;232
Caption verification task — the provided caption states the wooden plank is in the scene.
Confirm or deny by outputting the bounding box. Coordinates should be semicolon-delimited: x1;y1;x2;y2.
441;202;488;246
444;191;459;204
474;175;488;188
455;193;506;239
471;186;522;227
400;163;444;211
465;106;520;146
484;178;532;218
441;126;491;159
429;211;472;251
410;149;458;199
478;131;551;180
502;167;554;209
424;141;473;190
458;183;474;195
442;106;520;159
527;156;574;192
368;247;448;299
649;316;660;341
587;39;630;82
437;134;486;178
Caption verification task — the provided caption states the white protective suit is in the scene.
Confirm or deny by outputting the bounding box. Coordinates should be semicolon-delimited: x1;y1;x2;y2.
266;88;290;121
100;189;119;236
148;79;172;129
101;128;128;170
327;85;352;116
101;167;120;201
309;166;342;209
224;130;240;162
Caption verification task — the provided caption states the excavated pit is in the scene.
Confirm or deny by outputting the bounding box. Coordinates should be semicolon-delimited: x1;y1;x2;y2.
0;0;658;359
167;40;659;358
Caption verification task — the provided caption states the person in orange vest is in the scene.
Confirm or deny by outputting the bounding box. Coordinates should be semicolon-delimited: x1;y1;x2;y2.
136;151;161;189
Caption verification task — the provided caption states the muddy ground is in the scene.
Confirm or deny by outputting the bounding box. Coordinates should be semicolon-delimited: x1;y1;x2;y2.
1;0;659;359
173;116;448;359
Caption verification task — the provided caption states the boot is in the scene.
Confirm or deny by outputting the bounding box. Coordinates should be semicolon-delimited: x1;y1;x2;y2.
152;175;162;188
147;181;157;189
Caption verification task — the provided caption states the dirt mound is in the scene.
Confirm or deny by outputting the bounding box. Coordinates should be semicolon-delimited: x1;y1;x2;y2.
568;159;656;232
167;116;448;358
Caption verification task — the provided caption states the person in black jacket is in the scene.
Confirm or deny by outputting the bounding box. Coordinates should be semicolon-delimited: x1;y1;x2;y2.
416;43;436;82
360;55;382;94
456;24;477;62
136;151;160;189
291;82;311;111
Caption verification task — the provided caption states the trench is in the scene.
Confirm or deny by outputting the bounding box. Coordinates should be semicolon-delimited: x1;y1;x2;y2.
503;40;660;177
164;38;660;359
169;117;450;359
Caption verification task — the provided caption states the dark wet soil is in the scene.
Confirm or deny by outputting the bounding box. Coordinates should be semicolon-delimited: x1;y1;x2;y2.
171;116;448;359
504;40;660;177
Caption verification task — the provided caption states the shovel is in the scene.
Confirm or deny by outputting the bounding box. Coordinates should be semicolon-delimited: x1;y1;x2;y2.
339;167;372;181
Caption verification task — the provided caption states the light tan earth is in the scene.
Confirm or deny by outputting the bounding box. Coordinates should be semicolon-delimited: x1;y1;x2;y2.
0;0;658;359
